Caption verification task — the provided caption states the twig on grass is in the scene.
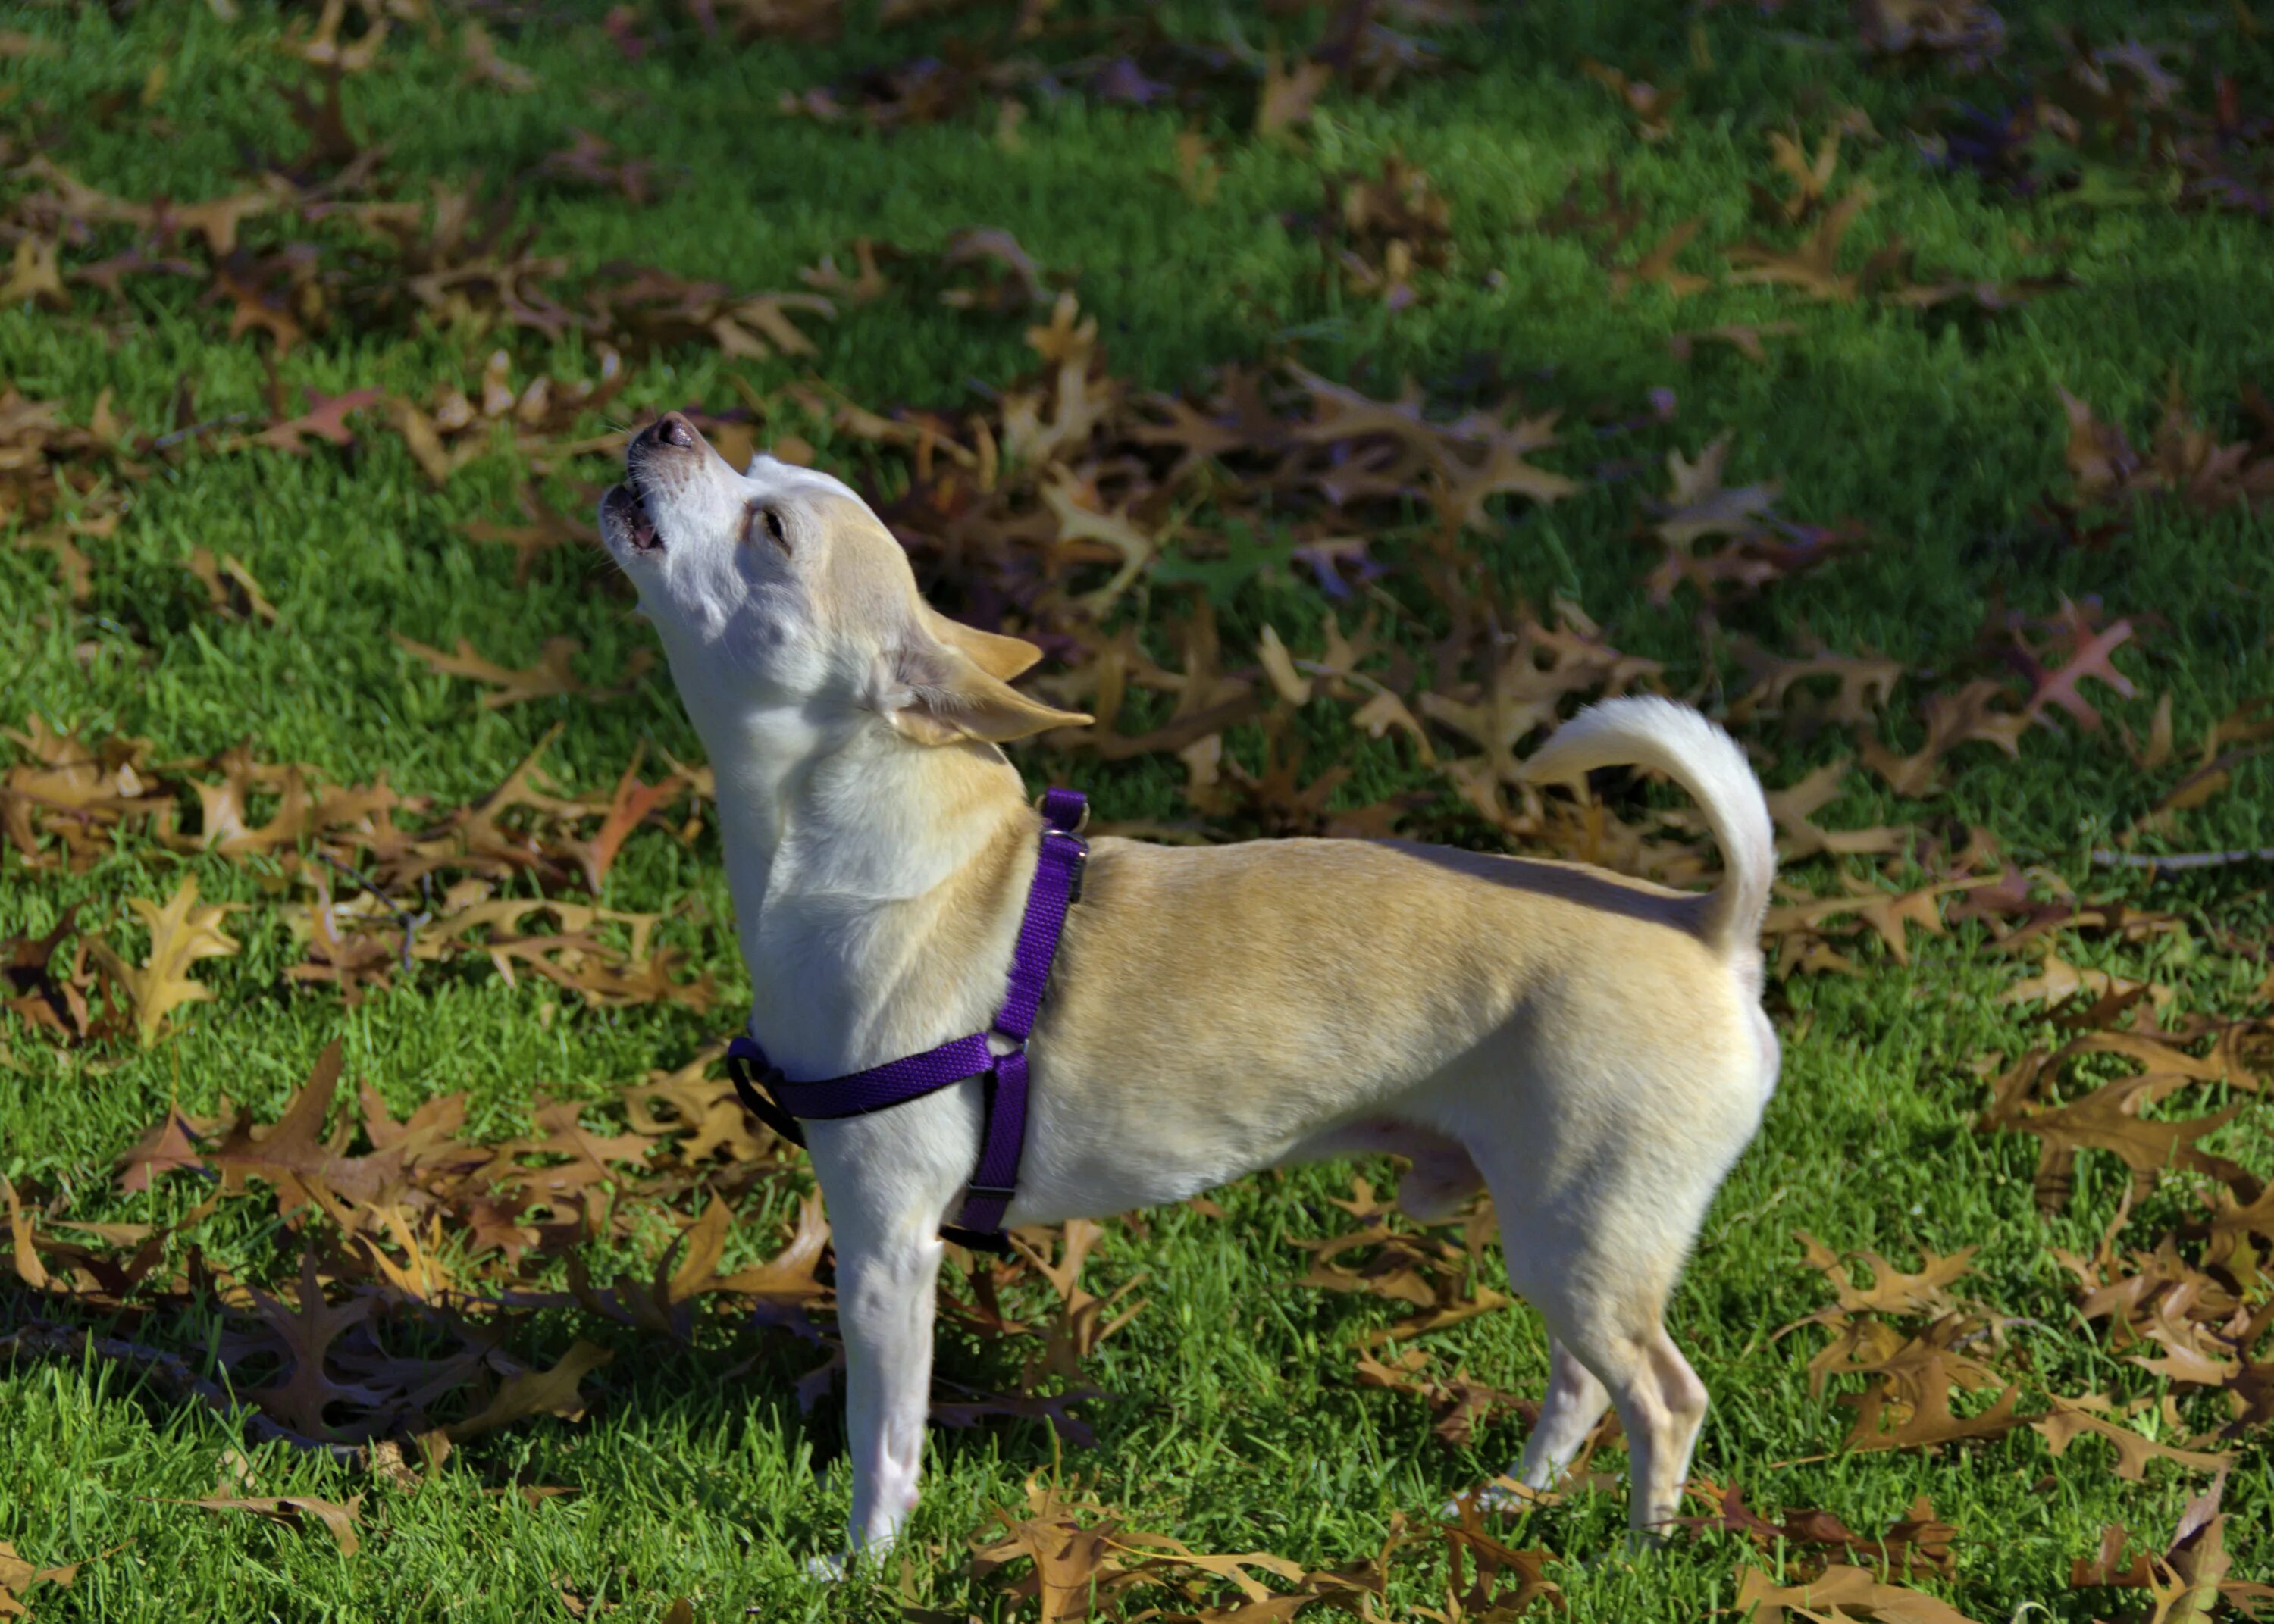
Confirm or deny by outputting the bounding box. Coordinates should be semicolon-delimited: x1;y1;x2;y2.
317;850;431;969
2092;847;2274;874
149;412;253;450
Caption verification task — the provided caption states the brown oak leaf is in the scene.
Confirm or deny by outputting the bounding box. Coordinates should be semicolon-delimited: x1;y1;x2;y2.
84;876;243;1046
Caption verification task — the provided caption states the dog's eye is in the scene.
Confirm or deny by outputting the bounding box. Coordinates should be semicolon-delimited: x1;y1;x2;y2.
744;502;790;554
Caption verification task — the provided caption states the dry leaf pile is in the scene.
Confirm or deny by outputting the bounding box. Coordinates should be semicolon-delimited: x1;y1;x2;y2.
1752;984;2272;1607
1565;127;2073;315
2;723;715;1024
765;0;1478;142
1916;28;2273;215
2;1028;1165;1488
2056;379;2274;521
899;1472;1563;1624
4;99;834;360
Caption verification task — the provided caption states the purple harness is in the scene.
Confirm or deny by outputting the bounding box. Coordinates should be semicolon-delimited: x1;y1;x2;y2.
723;788;1088;1256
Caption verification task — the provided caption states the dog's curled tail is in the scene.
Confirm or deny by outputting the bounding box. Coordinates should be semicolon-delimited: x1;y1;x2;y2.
1521;696;1775;959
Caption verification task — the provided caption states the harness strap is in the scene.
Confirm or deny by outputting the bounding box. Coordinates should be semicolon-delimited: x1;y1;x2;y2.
721;788;1089;1253
724;1047;804;1147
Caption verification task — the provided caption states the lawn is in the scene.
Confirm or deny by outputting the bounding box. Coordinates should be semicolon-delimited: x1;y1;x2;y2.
2;0;2270;1619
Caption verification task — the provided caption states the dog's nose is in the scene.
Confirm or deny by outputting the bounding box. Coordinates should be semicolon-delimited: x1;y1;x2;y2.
647;411;697;449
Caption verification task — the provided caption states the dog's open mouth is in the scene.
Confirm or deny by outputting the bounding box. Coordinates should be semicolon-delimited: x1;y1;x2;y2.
601;480;661;555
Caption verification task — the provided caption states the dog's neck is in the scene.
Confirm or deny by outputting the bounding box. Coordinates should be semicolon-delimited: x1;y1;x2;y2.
695;698;1034;1070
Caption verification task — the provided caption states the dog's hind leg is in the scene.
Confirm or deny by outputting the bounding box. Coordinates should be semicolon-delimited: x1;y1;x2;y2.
1514;1338;1610;1490
1484;1184;1713;1542
1636;1327;1709;1525
1518;1282;1706;1541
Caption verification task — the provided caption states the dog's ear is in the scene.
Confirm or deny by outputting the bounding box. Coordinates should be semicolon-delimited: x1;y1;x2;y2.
880;638;1091;746
919;606;1045;681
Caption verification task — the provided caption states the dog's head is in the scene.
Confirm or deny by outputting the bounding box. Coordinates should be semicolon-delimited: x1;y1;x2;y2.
600;413;1088;749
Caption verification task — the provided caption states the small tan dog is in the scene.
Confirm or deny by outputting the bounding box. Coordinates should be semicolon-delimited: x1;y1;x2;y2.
600;413;1780;1561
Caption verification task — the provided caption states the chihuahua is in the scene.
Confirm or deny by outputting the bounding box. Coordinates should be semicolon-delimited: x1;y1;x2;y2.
599;412;1780;1560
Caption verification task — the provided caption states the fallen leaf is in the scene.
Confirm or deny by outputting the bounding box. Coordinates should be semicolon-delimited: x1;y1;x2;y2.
1582;58;1680;141
185;548;281;624
1734;1562;1987;1624
1610;217;1710;297
393;634;642;709
460;21;537;92
1854;0;2006;70
448;1340;615;1441
249;388;383;453
178;1493;363;1557
84;876;243;1046
1257;53;1333;137
0;1539;86;1616
2033;1396;2231;1482
1729;188;1877;301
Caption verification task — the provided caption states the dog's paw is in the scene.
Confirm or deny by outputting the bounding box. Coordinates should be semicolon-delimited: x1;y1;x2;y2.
803;1551;850;1584
1442;1478;1556;1521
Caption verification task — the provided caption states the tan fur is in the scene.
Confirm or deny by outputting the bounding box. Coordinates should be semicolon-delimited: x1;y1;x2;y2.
1027;839;1754;1209
921;605;1046;680
598;415;1781;1566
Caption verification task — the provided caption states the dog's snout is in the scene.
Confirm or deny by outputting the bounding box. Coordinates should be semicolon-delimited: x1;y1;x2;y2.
650;411;697;449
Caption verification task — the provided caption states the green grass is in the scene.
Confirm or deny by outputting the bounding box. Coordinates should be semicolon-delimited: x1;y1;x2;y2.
4;0;2272;1618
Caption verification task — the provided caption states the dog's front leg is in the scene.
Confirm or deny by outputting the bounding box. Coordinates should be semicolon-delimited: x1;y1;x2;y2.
835;1225;945;1557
